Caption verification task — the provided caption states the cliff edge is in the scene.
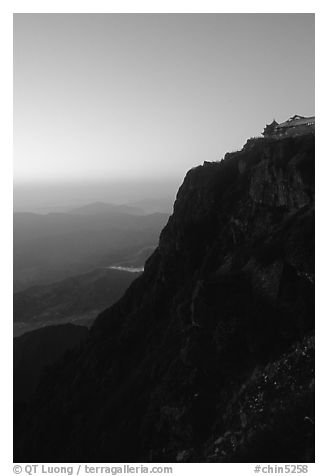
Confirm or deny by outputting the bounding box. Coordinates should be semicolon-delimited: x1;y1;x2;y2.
14;134;315;463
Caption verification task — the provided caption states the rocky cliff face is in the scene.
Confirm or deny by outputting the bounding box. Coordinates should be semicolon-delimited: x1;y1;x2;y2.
14;134;315;463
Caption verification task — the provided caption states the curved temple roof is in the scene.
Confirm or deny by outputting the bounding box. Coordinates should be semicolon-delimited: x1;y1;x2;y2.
276;115;315;129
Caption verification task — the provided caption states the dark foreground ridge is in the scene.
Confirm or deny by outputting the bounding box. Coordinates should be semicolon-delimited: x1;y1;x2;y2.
14;134;315;462
14;324;88;402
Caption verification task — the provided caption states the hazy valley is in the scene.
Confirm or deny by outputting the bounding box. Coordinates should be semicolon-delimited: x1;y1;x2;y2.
14;202;167;336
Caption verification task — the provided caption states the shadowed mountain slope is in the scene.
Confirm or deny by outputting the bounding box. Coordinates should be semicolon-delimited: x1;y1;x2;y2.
14;324;88;402
14;134;315;463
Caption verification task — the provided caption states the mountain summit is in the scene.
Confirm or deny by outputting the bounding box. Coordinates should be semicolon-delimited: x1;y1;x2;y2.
14;133;315;463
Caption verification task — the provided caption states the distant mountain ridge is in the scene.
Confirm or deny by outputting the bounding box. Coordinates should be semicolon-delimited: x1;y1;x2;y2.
128;197;174;214
68;201;144;216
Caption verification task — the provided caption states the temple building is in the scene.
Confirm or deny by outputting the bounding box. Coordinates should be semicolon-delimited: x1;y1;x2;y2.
263;115;315;137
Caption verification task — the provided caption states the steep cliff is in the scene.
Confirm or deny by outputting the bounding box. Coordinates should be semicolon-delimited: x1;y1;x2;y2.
14;134;315;463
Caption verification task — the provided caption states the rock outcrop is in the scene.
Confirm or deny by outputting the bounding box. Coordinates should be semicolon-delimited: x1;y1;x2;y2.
14;134;315;463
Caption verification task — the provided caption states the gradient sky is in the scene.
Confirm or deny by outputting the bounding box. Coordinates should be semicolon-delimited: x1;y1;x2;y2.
14;13;314;186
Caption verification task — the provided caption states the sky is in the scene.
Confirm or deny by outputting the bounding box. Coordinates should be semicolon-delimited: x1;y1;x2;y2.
13;13;314;209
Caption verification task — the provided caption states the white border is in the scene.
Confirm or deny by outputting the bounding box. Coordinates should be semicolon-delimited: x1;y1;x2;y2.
1;2;324;474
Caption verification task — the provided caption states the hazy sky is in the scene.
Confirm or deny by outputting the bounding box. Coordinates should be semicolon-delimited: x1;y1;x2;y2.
14;13;314;188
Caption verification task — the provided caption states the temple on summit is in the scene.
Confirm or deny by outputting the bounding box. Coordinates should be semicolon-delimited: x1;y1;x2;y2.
263;115;315;137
